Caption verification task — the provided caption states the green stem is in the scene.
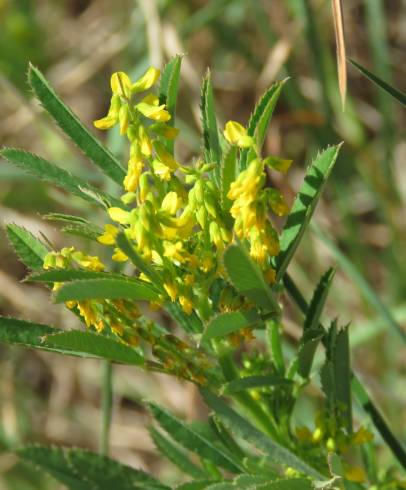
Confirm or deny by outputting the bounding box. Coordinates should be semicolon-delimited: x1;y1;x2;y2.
283;272;406;471
217;347;279;441
100;361;113;456
266;320;285;374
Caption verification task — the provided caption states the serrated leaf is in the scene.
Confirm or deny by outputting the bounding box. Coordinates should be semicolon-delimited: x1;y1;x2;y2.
222;375;292;395
44;330;144;365
223;243;280;313
61;224;100;241
1;148;121;208
0;317;128;361
6;224;48;270
116;232;163;287
220;145;237;211
321;322;352;432
233;474;270;488
304;268;335;332
298;268;335;378
204;484;234;490
159;54;183;153
274;144;341;281
148;401;243;474
150;427;207;479
350;58;406;106
201;70;221;178
202;311;260;343
297;327;325;379
239;81;284;170
27;269;146;283
43;212;90;224
53;277;160;303
28;64;126;184
18;445;167;490
200;389;325;480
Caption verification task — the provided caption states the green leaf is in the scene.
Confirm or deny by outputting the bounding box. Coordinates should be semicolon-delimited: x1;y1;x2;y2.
201;70;222;177
304;268;335;332
116;232;163;287
1;148;121;208
27;269;141;283
175;482;216;490
44;330;144;365
28;64;126;184
350;58;406;106
43;212;91;225
53;278;160;303
232;475;271;489
223;243;280;313
320;322;352;432
202;310;260;343
298;268;335;378
6;223;48;270
239;81;285;170
274;144;341;281
148;401;243;474
18;445;167;490
159;55;183;122
61;223;103;241
222;375;292;395
252;479;313;490
220;145;237;212
150;427;208;479
200;389;325;480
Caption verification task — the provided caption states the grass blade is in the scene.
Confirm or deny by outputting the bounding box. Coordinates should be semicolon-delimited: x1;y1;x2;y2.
349;58;406;106
28;64;126;184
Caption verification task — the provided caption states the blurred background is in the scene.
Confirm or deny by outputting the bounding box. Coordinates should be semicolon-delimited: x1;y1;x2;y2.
0;0;405;487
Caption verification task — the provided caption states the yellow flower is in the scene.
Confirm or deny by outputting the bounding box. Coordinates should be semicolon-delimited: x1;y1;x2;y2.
267;188;289;216
161;191;181;215
77;300;98;327
351;426;374;445
97;224;119;245
118;104;130;135
73;252;105;271
163;241;187;263
164;281;178;301
179;295;193;315
138;125;153;156
108;207;131;224
263;155;293;174
154;141;178;170
112;248;128;262
344;466;366;483
93;94;121;130
124;157;143;192
152;160;172;181
110;71;132;98
223;121;254;148
136;97;171;122
131;66;160;93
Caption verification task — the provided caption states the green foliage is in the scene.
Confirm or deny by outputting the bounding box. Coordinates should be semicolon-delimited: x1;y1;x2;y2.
28;64;126;184
220;145;237;212
275;145;341;281
18;445;168;489
6;223;48;270
202;310;260;342
222;375;292;395
223;244;280;313
53;277;160;303
0;148;121;208
349;59;406;106
239;81;285;170
44;330;145;365
201;70;222;181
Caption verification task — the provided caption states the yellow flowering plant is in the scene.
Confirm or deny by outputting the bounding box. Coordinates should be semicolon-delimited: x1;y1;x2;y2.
1;58;405;489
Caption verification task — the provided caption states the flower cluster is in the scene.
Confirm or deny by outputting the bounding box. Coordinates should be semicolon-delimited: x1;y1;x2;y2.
44;66;291;334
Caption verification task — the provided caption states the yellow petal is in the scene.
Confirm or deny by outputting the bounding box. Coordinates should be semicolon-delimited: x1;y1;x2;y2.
110;71;131;97
93;115;117;130
112;248;128;262
154;141;178;169
224;120;254;148
131;67;160;93
108;207;131;224
152;160;171;181
139;125;153;156
136;102;171;122
97;224;119;245
161;191;179;215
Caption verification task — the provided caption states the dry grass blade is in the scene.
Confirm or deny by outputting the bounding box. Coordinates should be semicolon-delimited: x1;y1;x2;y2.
332;0;347;109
